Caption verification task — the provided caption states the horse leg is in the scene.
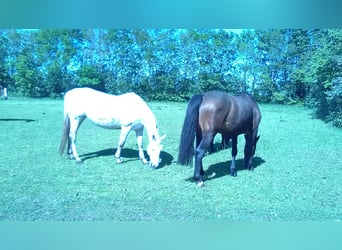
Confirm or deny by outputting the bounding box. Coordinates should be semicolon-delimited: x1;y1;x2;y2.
220;134;225;149
209;135;215;153
194;133;213;184
135;127;148;164
114;126;131;164
230;135;238;176
209;139;215;153
244;132;254;170
68;116;85;163
209;132;218;153
222;134;230;149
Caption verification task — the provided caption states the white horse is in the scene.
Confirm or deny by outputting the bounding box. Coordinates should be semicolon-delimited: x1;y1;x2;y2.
0;85;8;100
59;87;166;168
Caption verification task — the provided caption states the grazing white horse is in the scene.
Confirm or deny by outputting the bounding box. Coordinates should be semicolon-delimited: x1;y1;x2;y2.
0;85;8;100
59;87;165;168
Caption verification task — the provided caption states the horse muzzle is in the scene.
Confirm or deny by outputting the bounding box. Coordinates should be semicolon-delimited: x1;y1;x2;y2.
150;159;162;169
150;163;159;169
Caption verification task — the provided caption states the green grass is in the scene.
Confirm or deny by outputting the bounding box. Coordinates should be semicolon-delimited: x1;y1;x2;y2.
0;98;341;221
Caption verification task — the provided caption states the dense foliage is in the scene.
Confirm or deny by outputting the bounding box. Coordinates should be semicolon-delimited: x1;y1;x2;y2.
0;29;341;126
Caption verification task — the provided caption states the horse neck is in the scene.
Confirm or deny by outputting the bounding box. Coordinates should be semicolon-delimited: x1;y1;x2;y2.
142;112;159;142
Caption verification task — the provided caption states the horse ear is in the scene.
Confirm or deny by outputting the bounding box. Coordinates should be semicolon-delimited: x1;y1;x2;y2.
160;134;166;141
256;135;260;142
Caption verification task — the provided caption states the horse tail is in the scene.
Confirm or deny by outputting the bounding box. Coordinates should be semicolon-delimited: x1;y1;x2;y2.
177;94;203;166
59;114;70;155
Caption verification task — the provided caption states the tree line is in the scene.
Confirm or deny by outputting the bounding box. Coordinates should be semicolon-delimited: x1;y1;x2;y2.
0;29;341;127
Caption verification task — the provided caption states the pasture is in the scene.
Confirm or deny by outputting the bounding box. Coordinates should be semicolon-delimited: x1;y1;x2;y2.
0;97;341;221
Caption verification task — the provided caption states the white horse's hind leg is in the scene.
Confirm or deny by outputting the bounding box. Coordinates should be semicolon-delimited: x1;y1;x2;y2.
135;127;148;164
114;126;131;163
68;116;85;163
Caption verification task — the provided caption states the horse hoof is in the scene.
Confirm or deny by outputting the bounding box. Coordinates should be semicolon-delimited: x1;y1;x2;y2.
141;159;149;164
207;172;216;179
116;158;123;164
246;165;254;171
197;181;205;187
150;164;158;169
230;171;237;177
76;159;84;164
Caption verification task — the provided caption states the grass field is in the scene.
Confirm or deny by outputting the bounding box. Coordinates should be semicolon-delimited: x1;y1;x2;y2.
0;97;341;221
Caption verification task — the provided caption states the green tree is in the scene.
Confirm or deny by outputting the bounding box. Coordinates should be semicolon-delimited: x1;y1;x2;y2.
285;30;312;100
77;64;104;90
307;29;342;127
35;29;83;95
1;28;341;127
0;31;9;87
234;30;261;94
14;45;40;96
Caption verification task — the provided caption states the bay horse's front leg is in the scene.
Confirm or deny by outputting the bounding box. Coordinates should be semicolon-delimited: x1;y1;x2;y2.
114;126;131;163
244;132;254;170
135;127;148;164
230;136;238;176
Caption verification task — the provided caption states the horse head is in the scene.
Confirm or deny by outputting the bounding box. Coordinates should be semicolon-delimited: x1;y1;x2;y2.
147;134;166;168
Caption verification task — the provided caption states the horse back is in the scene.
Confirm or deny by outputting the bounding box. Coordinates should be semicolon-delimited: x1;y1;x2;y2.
64;87;142;113
199;91;260;135
63;87;154;128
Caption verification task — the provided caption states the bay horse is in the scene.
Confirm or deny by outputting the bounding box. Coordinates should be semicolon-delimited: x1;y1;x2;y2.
177;91;261;186
59;87;166;168
0;85;8;100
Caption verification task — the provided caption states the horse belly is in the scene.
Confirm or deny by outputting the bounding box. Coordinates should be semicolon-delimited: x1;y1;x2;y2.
221;119;250;136
87;113;122;129
131;121;144;130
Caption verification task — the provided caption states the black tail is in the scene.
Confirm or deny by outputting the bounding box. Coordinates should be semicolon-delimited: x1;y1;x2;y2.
177;94;203;166
59;114;70;155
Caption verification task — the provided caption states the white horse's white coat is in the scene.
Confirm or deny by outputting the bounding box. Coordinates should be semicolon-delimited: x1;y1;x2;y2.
60;87;165;168
1;85;7;100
